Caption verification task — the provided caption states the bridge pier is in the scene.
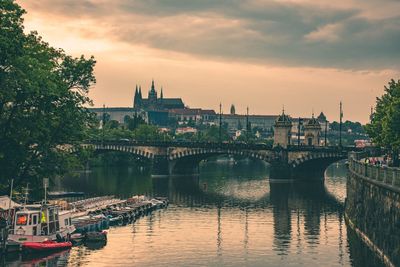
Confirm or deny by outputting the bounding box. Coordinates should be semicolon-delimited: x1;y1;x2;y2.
151;155;170;177
269;162;293;181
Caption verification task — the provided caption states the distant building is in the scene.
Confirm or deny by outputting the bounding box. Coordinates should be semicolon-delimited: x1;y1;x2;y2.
169;108;216;125
175;127;198;135
218;114;277;133
90;80;185;125
90;107;134;124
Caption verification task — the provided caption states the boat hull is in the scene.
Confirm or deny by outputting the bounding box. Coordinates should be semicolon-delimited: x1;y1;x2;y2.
22;241;72;253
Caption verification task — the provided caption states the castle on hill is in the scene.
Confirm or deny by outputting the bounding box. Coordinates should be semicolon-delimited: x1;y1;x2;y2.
133;80;185;111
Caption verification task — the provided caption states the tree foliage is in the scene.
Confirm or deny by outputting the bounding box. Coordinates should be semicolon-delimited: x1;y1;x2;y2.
365;80;400;149
0;0;96;191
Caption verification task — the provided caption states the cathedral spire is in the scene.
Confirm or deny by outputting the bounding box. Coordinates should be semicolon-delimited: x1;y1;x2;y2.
133;85;139;108
160;87;164;99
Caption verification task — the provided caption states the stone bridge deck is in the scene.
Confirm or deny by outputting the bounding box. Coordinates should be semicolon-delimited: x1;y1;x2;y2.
76;141;353;178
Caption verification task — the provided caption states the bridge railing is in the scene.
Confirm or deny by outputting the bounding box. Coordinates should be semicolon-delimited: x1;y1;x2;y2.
85;139;353;152
85;140;275;150
349;158;400;189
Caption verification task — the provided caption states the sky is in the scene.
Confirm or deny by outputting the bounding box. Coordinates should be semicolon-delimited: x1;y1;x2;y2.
18;0;400;123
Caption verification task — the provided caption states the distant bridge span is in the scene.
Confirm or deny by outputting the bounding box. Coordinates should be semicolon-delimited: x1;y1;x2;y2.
73;141;354;179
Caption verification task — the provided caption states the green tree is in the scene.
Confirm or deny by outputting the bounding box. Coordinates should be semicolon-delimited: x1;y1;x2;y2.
133;124;162;141
0;1;96;192
106;120;120;129
366;79;400;165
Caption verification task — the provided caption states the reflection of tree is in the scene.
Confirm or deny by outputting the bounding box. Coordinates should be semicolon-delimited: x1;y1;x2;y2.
58;166;153;198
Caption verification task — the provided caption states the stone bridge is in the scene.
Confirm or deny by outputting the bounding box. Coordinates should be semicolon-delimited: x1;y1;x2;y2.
75;141;352;179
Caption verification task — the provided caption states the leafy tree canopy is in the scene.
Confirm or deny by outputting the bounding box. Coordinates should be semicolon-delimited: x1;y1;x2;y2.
365;79;400;151
0;0;96;192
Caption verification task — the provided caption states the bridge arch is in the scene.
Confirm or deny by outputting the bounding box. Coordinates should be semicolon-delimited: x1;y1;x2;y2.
287;151;347;179
168;148;276;175
78;144;156;161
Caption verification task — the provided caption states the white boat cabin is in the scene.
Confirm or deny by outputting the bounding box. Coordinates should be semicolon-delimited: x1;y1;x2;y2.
9;204;75;243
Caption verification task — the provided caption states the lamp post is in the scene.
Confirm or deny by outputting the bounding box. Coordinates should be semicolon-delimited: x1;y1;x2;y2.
219;103;222;143
102;104;106;146
246;106;250;143
297;117;302;147
325;120;328;147
339;101;343;147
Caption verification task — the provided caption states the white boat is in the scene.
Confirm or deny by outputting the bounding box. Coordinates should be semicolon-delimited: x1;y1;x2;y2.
8;204;75;243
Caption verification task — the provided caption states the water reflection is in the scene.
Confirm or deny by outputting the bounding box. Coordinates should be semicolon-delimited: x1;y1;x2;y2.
39;160;384;267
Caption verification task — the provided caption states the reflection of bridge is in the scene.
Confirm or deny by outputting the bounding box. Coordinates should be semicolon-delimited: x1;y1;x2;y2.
78;141;356;179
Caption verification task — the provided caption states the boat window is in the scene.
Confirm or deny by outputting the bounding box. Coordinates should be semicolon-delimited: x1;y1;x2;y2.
69;218;72;225
49;209;55;222
29;214;32;225
64;218;69;226
33;215;38;225
16;214;28;225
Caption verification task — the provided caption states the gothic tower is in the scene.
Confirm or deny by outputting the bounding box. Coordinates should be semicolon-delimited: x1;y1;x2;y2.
148;79;158;103
304;114;321;146
273;109;292;148
133;85;140;109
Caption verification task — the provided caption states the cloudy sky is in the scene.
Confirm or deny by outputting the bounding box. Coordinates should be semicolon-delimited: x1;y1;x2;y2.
18;0;400;123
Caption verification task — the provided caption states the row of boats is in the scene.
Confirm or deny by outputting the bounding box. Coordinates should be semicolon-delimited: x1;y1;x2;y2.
2;195;168;254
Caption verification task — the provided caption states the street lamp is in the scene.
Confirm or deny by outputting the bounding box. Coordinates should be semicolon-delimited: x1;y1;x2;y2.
339;101;343;147
324;120;328;147
219;103;222;143
297;117;303;147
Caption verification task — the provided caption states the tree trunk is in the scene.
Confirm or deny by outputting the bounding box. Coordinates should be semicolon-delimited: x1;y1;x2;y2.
392;149;399;167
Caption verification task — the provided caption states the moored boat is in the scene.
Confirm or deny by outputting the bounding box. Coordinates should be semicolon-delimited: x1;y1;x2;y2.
22;240;72;252
85;231;107;242
8;204;75;243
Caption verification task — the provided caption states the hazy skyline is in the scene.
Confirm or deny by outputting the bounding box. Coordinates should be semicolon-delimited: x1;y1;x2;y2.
18;0;400;123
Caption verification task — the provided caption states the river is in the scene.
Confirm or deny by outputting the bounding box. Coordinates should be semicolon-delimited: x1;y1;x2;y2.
5;159;384;266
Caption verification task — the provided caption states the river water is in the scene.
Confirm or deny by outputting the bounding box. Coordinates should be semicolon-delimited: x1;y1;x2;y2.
6;159;384;267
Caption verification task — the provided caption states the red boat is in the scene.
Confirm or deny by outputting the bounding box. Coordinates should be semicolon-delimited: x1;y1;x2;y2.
22;240;72;252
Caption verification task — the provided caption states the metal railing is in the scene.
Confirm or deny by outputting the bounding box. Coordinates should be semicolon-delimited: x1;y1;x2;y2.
85;139;352;152
349;158;400;189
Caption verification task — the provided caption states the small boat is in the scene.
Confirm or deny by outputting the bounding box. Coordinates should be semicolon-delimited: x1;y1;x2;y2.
69;233;85;245
22;240;72;252
85;231;107;242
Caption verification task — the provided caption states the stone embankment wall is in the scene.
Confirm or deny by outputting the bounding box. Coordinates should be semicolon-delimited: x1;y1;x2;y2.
346;157;400;267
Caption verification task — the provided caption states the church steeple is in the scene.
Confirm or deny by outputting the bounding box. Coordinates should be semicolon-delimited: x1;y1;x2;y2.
160;87;164;99
133;85;139;108
148;79;157;103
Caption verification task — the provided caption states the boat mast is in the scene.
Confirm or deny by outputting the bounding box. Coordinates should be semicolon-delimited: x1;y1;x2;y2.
7;179;14;223
23;183;29;206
